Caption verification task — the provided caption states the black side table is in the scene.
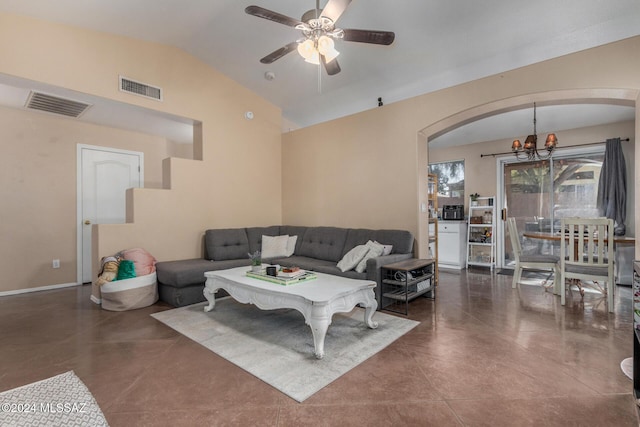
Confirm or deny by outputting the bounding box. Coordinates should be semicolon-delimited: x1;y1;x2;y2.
380;258;435;314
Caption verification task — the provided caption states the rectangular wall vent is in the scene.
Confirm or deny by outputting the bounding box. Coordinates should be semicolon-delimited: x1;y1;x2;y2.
25;91;91;118
119;76;163;101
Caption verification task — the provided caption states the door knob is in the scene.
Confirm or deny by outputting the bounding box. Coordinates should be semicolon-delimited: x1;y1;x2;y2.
84;220;91;225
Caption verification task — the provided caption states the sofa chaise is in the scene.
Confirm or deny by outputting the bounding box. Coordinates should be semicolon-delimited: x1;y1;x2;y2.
156;225;414;308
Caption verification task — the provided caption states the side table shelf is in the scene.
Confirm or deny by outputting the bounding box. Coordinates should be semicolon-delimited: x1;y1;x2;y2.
381;258;435;315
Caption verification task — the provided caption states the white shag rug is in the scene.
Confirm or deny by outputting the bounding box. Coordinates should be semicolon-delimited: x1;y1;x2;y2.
152;298;419;402
0;371;109;426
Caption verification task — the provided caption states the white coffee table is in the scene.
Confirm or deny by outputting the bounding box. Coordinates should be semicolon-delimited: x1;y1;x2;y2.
203;267;378;359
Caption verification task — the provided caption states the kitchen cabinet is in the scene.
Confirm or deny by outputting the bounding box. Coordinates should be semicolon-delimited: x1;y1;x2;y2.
437;221;467;270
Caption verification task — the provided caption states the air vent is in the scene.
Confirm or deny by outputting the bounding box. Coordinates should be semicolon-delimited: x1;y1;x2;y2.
25;92;91;118
119;76;162;101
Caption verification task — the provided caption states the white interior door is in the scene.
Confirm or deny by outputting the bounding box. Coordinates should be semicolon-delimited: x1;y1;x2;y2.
78;145;143;283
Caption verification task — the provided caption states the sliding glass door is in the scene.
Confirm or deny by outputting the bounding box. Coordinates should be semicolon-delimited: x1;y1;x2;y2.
500;149;605;269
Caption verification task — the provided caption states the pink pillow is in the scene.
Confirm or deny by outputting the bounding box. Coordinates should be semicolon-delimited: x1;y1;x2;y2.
121;247;156;276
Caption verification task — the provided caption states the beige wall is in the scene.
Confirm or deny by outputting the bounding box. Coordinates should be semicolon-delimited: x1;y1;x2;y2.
0;13;282;292
428;120;636;237
283;37;640;259
1;11;639;293
0;106;176;291
282;105;421;229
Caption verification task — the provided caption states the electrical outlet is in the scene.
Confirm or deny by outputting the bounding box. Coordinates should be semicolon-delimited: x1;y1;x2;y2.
52;259;60;269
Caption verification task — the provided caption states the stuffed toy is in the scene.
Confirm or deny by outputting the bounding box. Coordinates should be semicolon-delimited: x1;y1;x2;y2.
95;256;121;287
116;259;136;281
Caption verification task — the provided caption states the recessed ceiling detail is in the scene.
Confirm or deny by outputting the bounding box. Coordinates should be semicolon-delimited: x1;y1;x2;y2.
119;76;162;101
25;91;92;118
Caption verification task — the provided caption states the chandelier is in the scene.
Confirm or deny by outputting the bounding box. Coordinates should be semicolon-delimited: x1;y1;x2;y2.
295;15;341;65
511;103;558;160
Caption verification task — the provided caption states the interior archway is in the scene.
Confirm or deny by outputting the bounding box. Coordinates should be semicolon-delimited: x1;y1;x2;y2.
415;88;638;260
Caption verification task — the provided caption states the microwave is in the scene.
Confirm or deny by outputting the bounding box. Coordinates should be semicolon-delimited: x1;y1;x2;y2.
442;205;464;220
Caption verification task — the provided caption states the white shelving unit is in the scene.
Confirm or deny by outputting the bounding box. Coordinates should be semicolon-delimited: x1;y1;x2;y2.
427;173;438;284
466;196;496;270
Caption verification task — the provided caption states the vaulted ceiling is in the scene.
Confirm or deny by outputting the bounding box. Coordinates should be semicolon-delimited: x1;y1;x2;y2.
0;0;638;144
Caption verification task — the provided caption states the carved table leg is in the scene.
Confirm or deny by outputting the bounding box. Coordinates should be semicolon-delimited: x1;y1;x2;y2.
308;306;331;359
363;289;379;329
364;303;379;329
203;284;216;312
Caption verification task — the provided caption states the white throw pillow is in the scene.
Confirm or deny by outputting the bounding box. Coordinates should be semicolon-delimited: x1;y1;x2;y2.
355;240;385;273
285;235;298;257
337;245;370;272
261;235;290;259
376;241;393;256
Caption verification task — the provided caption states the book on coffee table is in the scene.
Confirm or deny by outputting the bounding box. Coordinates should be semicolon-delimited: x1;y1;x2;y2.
246;270;317;286
278;269;306;278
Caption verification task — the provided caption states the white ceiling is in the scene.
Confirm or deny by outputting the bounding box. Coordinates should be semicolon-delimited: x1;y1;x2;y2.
428;104;636;149
0;0;638;145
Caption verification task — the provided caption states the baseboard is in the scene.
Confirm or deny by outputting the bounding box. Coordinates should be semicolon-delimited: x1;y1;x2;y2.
0;282;80;297
438;264;465;271
438;265;464;274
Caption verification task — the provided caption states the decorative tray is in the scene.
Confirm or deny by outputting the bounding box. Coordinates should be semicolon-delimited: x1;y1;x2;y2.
246;270;317;286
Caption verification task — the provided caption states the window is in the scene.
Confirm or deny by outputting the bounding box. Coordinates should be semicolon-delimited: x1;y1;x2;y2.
505;152;604;231
503;149;605;266
429;160;465;209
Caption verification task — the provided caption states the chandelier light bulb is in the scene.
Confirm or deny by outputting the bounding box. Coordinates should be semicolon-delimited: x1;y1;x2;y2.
512;139;522;152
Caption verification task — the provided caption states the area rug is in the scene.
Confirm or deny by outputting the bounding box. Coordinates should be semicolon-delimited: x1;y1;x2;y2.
152;298;419;402
0;371;109;426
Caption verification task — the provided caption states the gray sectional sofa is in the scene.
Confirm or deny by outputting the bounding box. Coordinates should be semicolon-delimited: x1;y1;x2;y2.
156;225;414;308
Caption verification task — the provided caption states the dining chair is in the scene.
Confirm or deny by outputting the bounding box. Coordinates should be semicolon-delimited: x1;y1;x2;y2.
507;217;560;293
560;217;615;312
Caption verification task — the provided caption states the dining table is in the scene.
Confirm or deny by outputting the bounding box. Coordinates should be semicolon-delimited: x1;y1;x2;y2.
522;231;635;285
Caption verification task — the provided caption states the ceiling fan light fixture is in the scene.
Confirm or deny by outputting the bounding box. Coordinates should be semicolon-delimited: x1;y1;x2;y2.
245;2;395;75
305;51;320;64
317;35;333;52
297;39;316;60
318;35;339;62
322;49;340;63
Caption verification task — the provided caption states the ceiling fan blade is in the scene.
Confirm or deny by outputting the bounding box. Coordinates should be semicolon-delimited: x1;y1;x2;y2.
342;29;395;45
320;0;352;23
260;42;299;64
245;5;303;28
321;55;341;76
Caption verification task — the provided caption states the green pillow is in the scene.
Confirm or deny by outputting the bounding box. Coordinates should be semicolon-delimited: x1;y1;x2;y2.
115;259;136;281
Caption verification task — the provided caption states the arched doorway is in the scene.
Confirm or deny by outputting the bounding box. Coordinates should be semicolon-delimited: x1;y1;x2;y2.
416;89;638;262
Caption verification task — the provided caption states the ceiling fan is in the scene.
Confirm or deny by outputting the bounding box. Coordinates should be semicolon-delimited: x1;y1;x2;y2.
245;0;395;76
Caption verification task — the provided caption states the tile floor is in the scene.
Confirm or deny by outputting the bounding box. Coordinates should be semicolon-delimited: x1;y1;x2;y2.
1;269;638;426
